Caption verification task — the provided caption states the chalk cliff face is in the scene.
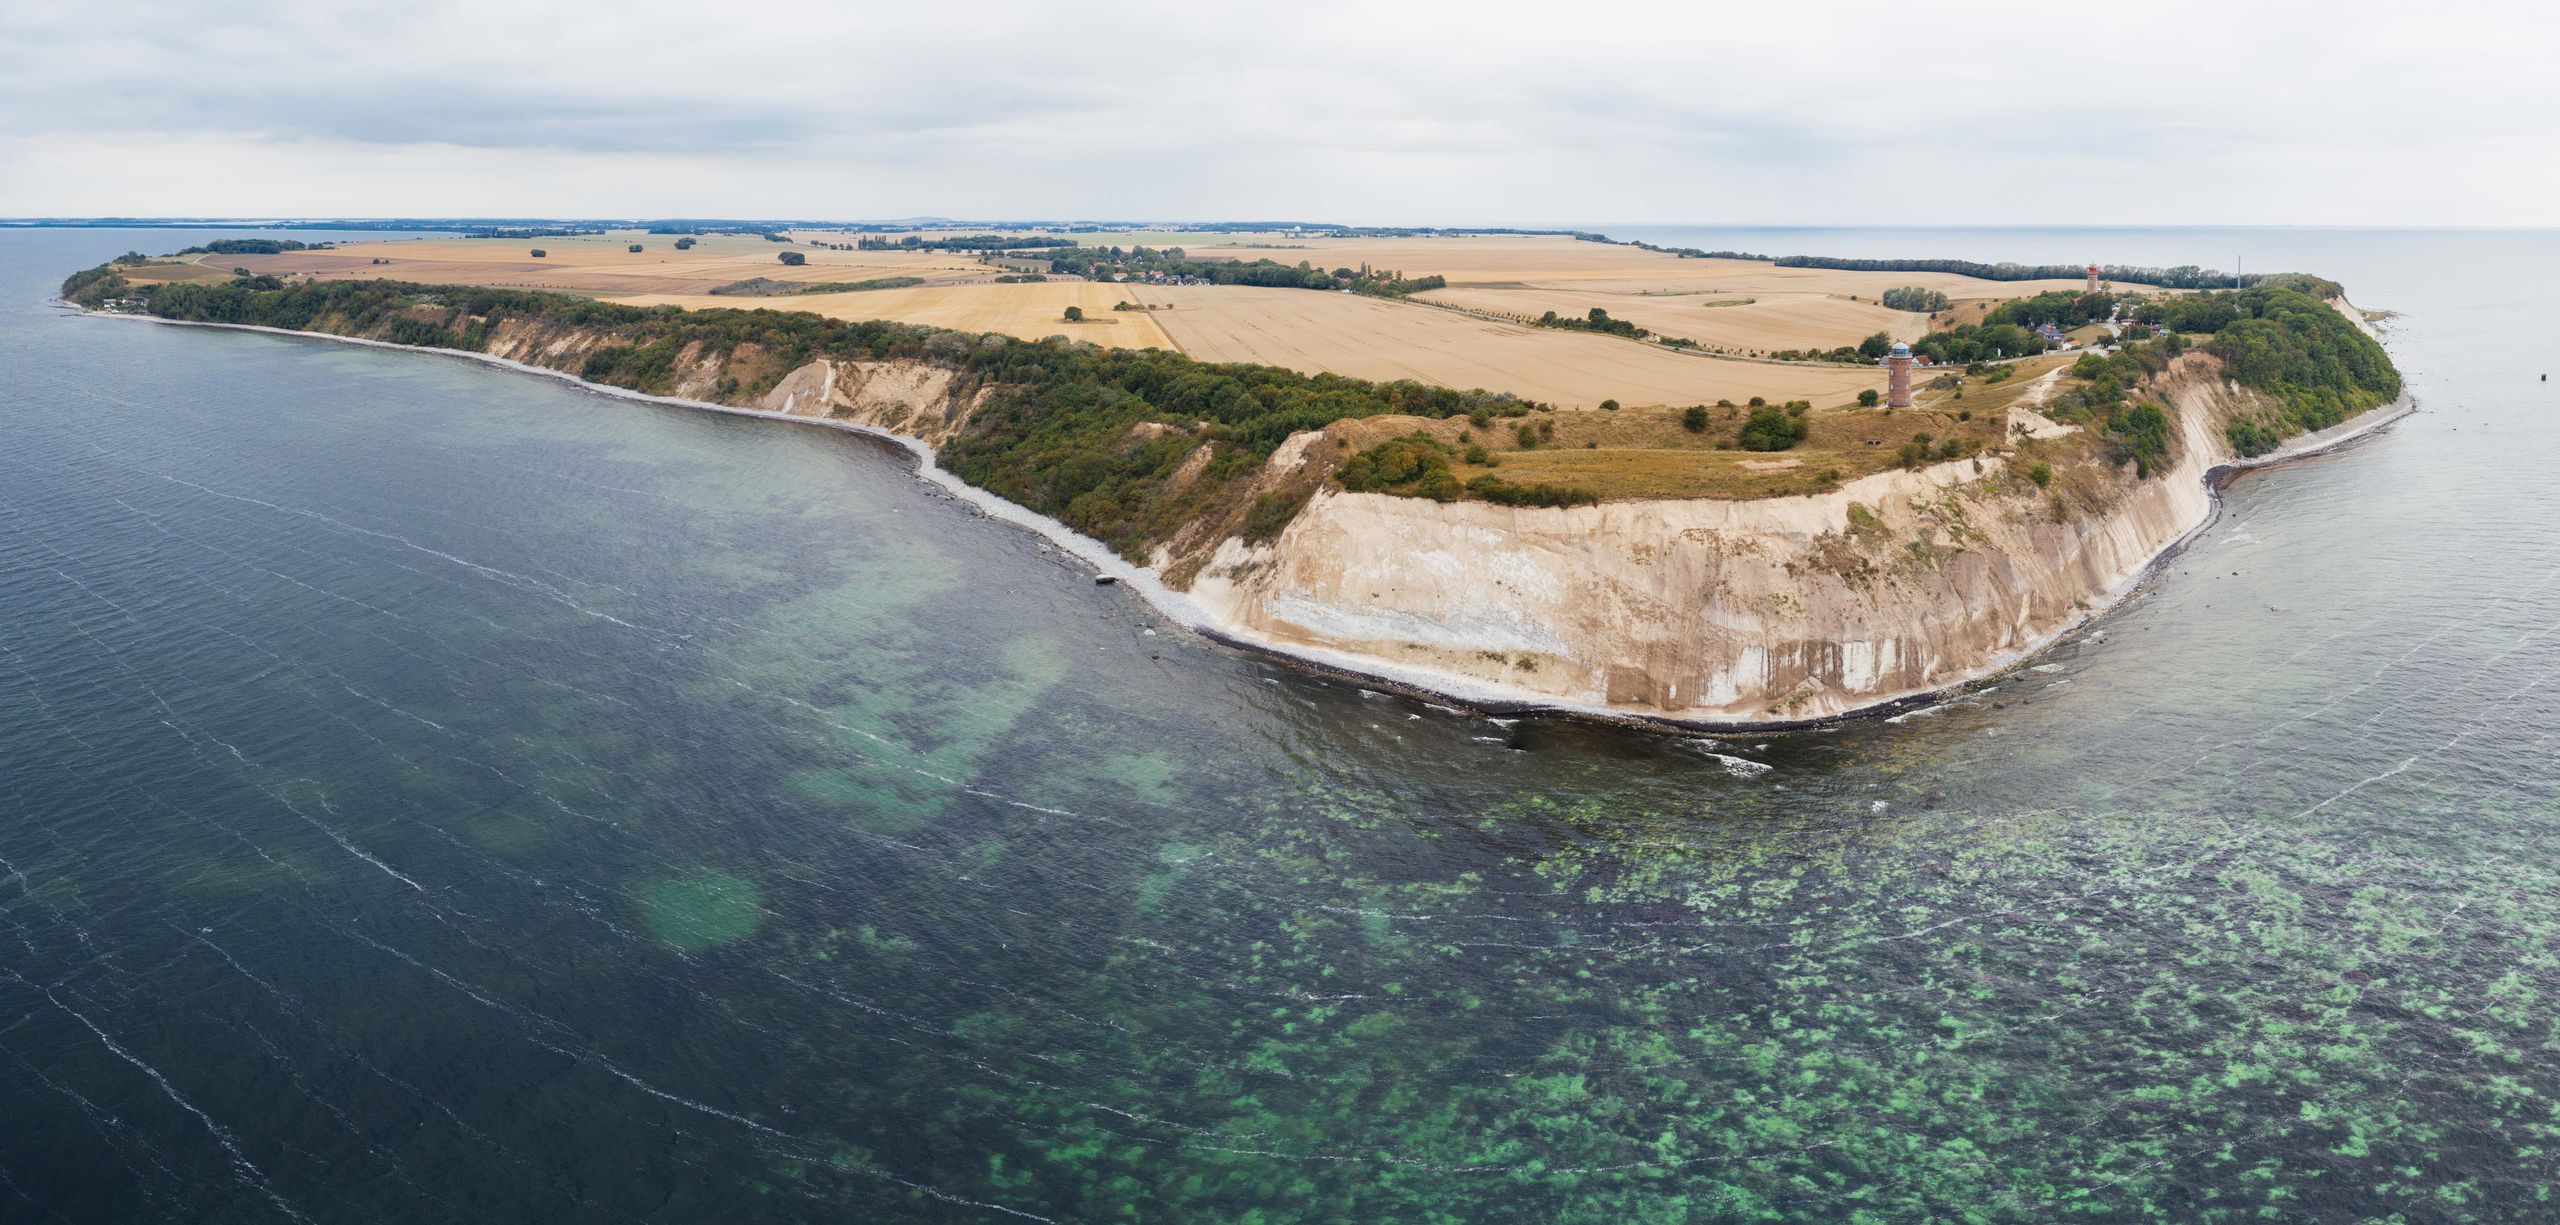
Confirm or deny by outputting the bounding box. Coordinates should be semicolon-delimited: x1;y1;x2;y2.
1183;355;2266;724
340;314;2372;725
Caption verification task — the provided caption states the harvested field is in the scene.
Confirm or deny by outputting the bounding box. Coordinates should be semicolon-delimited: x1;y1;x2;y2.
615;282;1178;349
222;231;997;296
1418;286;1928;353
1146;285;1882;409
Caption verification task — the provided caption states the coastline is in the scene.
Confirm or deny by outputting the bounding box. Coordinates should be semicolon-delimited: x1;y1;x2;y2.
66;302;2414;734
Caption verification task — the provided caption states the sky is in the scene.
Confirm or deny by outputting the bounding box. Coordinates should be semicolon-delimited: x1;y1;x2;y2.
8;0;2558;227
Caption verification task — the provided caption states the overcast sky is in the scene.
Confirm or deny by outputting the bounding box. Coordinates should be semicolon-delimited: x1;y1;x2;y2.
8;0;2556;226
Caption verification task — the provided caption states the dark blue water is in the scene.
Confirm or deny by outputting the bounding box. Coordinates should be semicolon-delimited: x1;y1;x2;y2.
4;226;2558;1222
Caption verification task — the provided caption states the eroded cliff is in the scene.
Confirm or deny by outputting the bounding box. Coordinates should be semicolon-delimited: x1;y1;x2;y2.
1183;354;2375;724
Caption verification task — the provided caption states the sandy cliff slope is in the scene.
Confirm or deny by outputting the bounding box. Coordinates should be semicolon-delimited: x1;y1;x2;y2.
1183;355;2398;724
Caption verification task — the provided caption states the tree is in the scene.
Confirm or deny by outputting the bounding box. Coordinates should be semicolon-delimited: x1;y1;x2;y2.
776;251;807;266
529;249;547;258
1858;331;1893;359
674;237;697;250
1600;398;1620;411
628;244;643;253
1858;389;1881;407
1063;306;1084;322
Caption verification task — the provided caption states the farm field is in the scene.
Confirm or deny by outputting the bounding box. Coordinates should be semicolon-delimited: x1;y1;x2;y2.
197;227;2129;404
1142;285;1882;409
223;231;999;295
616;281;1177;349
1416;285;1929;353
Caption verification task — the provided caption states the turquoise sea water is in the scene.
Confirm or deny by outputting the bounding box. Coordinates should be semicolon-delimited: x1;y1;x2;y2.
4;226;2558;1222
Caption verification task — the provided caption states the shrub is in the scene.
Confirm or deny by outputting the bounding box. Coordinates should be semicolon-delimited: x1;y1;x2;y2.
1063;305;1084;322
1516;423;1538;448
1463;444;1491;465
2027;461;2053;487
1738;407;1807;452
628;244;643;253
1857;389;1880;407
1464;474;1599;508
776;251;807;266
529;249;547;258
1600;398;1620;411
1683;406;1709;433
1242;490;1310;541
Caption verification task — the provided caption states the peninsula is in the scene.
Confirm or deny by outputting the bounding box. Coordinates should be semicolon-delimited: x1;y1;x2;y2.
61;227;2406;725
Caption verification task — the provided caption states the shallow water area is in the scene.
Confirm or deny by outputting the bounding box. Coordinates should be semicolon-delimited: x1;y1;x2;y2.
3;226;2557;1221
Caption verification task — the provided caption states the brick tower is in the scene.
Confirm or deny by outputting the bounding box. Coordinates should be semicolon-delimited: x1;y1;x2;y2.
1886;341;1913;408
2086;263;2100;293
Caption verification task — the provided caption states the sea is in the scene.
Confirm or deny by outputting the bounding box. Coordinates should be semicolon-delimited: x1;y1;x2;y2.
2;224;2556;1222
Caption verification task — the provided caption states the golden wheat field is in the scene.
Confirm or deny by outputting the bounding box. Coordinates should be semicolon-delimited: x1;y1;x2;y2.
1415;286;1929;353
210;228;2139;404
618;282;1178;349
223;231;997;295
1142;285;1881;409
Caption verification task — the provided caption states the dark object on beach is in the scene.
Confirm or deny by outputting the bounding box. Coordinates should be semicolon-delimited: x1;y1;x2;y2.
1094;575;1118;586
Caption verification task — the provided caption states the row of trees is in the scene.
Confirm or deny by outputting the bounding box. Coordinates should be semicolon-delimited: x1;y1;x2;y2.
1047;246;1445;297
1774;256;2258;291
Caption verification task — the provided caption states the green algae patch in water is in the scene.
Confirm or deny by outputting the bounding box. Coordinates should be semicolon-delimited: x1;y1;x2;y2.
640;872;767;950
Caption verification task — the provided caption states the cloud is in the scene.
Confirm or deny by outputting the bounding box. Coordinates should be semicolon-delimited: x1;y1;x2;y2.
7;0;2560;224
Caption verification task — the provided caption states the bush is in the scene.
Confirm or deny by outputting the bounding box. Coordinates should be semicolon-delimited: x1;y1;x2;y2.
529;249;547;258
2027;461;2053;487
1682;406;1709;433
1464;474;1598;508
1857;389;1880;407
1600;398;1620;411
1063;306;1084;322
1738;407;1807;452
1242;490;1310;541
628;244;644;253
776;251;807;267
1516;423;1538;448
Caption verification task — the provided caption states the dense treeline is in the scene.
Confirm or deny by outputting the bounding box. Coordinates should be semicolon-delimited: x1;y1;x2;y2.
460;227;598;239
855;234;1081;251
1774;256;2262;291
1048;245;1445;296
174;239;330;256
65;266;1543;555
2197;287;2400;450
1535;307;1646;339
1911;322;2048;364
2051;285;2398;463
1984;290;2115;330
1572;234;1773;261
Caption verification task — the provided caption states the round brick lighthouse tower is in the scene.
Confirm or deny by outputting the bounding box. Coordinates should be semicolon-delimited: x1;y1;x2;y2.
1886;341;1914;408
